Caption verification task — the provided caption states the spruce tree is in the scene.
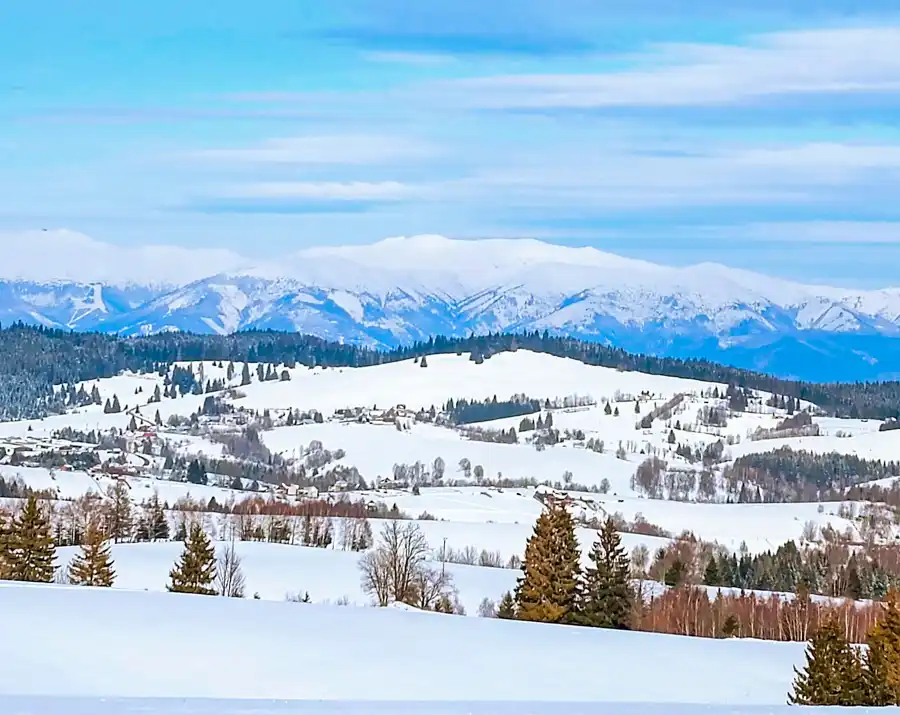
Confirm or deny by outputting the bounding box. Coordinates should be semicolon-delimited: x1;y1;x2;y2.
704;558;721;586
864;590;900;705
515;504;581;624
790;619;866;706
575;517;633;629
0;511;13;579
148;493;170;541
68;520;115;587
6;495;56;583
497;591;516;619
105;481;133;543
168;523;216;595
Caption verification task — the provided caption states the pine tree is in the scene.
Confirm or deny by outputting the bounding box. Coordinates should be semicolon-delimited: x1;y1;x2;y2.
790;619;866;706
147;492;170;541
497;591;516;619
168;523;216;595
575;517;633;629
105;481;132;543
241;363;251;386
515;504;581;624
664;559;686;587
604;402;612;415
68;520;115;587
0;511;13;579
864;590;900;705
6;495;56;583
704;558;721;586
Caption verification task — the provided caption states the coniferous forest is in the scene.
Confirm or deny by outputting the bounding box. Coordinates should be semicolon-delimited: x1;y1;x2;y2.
2;323;900;422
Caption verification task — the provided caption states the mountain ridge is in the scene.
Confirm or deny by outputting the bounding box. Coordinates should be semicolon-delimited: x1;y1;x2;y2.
3;232;899;382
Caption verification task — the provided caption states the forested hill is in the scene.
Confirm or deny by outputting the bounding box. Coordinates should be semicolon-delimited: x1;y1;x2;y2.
0;323;899;421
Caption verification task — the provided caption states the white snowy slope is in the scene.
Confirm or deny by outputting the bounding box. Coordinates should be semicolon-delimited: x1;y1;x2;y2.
0;581;804;704
2;350;893;553
3;232;900;380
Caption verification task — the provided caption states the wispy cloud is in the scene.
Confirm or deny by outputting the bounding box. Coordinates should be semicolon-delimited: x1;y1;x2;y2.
702;221;900;243
195;135;439;165
440;27;900;108
436;142;900;210
362;50;457;65
219;180;418;201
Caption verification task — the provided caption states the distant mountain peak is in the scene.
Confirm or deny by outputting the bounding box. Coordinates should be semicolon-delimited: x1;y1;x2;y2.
2;231;899;381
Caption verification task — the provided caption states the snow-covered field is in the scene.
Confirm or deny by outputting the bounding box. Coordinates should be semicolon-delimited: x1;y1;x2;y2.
2;350;895;559
0;582;804;704
55;541;519;613
0;701;863;715
4;350;900;711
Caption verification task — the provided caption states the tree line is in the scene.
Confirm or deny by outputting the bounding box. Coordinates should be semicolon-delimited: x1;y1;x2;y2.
3;324;900;421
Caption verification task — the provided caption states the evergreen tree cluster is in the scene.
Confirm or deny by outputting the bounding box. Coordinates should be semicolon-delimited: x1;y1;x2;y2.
790;592;900;706
3;324;900;421
443;395;542;425
0;495;116;587
695;540;898;601
725;447;900;499
510;507;633;630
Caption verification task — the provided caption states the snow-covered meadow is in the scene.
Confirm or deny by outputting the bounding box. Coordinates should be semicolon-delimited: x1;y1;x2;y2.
0;581;804;704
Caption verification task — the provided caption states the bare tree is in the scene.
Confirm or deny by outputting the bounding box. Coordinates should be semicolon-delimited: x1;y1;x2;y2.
359;551;393;606
458;458;472;479
359;521;430;606
477;597;497;618
631;544;650;578
215;538;246;598
410;565;456;611
432;456;446;482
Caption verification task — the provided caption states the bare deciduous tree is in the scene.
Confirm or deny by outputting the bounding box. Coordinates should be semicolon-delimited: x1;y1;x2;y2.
359;521;431;607
477;597;497;618
215;538;246;598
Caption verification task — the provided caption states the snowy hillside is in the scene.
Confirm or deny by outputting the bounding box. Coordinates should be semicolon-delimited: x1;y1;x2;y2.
0;582;805;704
4;232;900;380
2;350;896;556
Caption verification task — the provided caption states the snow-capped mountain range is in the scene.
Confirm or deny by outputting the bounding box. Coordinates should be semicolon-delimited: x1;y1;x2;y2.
3;231;900;381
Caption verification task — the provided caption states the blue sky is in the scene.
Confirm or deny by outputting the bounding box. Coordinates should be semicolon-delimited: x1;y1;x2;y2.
3;0;900;286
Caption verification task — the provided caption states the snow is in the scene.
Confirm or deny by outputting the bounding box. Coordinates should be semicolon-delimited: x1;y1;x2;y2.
4;234;900;359
0;700;869;715
266;420;637;491
55;541;519;613
0;581;806;704
3;350;893;558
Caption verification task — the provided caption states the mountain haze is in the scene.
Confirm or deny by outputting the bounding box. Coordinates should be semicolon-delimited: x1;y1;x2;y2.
3;232;899;382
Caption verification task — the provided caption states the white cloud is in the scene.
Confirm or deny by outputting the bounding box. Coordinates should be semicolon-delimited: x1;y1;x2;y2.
0;230;252;286
441;26;900;107
425;141;900;209
196;135;439;165
699;221;900;244
224;181;417;201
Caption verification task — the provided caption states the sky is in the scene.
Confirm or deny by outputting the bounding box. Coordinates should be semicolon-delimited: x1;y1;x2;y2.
2;1;900;287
